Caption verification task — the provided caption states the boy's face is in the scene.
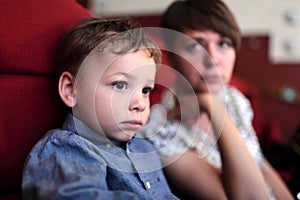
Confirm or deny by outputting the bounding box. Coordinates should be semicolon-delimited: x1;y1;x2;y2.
73;50;156;141
171;29;236;93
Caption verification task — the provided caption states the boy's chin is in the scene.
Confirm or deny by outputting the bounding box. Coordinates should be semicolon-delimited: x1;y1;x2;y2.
109;131;136;142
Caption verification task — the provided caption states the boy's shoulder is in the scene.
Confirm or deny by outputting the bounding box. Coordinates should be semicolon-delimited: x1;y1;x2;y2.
29;128;83;157
25;128;109;172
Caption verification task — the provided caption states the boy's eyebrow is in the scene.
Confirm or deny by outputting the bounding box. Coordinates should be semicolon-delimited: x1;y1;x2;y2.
106;71;155;83
106;71;153;80
105;72;132;79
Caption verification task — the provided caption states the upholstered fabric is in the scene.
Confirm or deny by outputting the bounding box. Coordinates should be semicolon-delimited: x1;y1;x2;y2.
0;0;91;198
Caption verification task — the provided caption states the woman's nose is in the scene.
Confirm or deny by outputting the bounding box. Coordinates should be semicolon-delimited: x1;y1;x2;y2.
203;53;214;69
205;45;220;67
129;91;147;112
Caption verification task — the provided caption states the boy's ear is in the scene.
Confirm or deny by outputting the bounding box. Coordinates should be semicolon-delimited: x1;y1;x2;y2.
58;71;76;107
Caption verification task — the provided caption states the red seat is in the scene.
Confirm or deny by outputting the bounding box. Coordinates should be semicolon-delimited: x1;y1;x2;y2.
0;1;91;199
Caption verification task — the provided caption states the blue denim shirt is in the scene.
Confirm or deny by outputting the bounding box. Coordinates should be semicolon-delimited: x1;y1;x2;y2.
22;114;179;200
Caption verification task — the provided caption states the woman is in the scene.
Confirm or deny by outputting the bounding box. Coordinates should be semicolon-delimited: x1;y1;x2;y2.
143;0;293;199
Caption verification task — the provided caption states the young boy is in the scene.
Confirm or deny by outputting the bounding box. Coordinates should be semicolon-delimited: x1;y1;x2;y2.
22;17;179;200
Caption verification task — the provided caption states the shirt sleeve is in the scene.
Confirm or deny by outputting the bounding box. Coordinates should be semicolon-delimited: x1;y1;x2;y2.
22;130;138;200
226;87;264;169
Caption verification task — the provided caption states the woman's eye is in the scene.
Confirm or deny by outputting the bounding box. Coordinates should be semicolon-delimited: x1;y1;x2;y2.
112;81;128;90
186;43;203;52
219;39;233;49
142;87;153;95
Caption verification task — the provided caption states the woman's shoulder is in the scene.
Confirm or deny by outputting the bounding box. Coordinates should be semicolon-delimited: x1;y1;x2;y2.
224;86;254;123
225;86;252;110
227;86;249;101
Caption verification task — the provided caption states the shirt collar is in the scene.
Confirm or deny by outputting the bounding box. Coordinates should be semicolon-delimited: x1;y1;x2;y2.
62;113;127;149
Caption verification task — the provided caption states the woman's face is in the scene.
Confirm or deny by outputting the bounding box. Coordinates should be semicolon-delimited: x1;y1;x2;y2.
172;29;236;93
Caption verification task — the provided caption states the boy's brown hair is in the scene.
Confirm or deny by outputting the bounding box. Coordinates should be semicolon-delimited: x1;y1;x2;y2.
162;0;241;51
56;17;161;76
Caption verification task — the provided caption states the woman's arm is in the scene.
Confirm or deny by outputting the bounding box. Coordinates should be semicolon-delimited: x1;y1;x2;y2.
200;94;270;199
262;158;294;200
163;93;270;200
163;151;228;200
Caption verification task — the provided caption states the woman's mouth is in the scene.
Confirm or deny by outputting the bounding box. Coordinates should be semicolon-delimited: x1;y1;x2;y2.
202;75;221;83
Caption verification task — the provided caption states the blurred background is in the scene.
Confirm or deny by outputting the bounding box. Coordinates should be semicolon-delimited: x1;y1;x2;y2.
84;0;300;138
80;0;300;197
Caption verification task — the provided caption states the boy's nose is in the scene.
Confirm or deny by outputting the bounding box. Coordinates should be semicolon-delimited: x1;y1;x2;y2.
129;91;146;112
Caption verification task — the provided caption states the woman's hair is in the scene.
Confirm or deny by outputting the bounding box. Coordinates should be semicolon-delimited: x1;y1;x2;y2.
162;0;241;51
56;17;161;76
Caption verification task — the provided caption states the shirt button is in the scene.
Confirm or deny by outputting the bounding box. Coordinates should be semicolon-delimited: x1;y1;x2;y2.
146;181;151;189
105;143;112;148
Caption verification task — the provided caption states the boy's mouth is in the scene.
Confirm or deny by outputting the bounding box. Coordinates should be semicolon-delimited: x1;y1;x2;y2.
121;120;143;130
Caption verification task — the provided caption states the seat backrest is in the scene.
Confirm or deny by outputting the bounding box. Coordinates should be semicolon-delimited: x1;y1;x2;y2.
0;1;91;199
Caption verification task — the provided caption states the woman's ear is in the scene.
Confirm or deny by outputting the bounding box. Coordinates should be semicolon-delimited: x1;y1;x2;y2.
58;71;76;107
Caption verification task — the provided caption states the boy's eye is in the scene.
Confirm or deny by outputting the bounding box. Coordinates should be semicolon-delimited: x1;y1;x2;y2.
142;87;153;95
112;81;128;90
